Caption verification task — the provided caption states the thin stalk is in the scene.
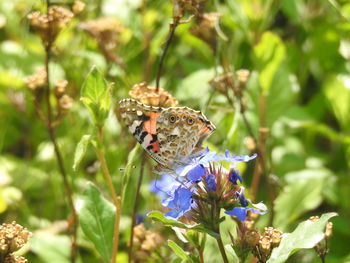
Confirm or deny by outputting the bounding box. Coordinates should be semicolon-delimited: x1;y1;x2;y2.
44;1;77;262
128;157;145;262
155;18;179;92
215;236;229;263
196;246;205;263
97;127;121;263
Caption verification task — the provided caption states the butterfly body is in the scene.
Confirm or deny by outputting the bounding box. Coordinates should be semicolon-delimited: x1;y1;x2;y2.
118;99;215;174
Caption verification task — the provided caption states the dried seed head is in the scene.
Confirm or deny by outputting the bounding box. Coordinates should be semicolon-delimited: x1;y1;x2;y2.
0;222;32;256
72;1;86;14
27;6;74;44
4;255;27;263
190;13;220;49
58;94;73;110
54;79;68;98
25;68;47;91
173;0;207;18
129;83;178;107
245;229;260;246
209;73;233;95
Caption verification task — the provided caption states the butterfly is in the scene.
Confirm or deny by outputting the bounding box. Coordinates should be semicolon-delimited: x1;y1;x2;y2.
118;98;215;175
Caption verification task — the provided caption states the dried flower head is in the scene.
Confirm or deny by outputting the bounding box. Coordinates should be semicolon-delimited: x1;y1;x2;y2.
0;222;31;261
25;68;47;91
27;6;74;45
172;0;207;18
132;224;164;261
72;0;85;14
54;79;68;98
309;216;333;259
190;13;220;49
58;94;74;110
236;69;250;85
209;73;233;95
80;17;124;64
4;255;27;263
129;83;178;108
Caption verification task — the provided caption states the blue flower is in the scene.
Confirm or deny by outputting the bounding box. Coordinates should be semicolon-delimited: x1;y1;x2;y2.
222;150;257;168
162;187;193;219
188;164;206;181
149;174;181;199
235;189;248;207
206;174;216;191
225;207;266;221
229;169;242;185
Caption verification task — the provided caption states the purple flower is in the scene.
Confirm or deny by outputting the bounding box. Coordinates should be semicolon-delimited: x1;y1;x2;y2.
206;174;216;191
229;169;242;185
162;187;193;220
222;150;257;168
225;207;266;221
188;164;206;181
235;189;248;207
149;174;181;199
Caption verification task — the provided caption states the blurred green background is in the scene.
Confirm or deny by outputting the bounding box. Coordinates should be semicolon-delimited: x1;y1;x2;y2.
0;0;350;262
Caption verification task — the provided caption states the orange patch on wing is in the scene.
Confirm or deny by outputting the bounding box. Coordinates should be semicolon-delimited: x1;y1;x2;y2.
199;126;210;135
150;141;161;153
143;112;159;134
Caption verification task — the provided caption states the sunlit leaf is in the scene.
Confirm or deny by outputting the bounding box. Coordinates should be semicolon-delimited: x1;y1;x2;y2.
77;182;115;262
267;213;338;263
73;134;92;171
168;240;195;263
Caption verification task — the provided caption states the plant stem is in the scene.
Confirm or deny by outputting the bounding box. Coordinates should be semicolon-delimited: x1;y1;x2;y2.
97;127;121;263
155;18;179;92
196;247;205;263
128;157;145;262
216;236;229;263
44;1;77;262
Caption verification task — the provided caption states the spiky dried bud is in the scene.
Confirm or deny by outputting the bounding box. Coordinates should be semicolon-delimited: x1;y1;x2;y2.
72;0;85;14
0;222;32;258
129;83;178;107
27;6;74;45
4;255;27;263
54;79;68;98
190;13;220;49
58;94;73;110
25;68;47;91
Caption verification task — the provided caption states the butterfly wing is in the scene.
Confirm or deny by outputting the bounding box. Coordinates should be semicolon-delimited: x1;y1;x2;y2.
118;99;216;174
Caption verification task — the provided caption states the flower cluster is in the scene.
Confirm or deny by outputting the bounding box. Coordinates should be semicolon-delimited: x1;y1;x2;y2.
190;12;220;49
150;149;266;228
27;6;74;45
24;68;47;92
0;222;32;262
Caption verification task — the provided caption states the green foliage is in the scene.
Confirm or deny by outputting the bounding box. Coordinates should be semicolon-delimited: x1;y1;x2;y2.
77;183;115;262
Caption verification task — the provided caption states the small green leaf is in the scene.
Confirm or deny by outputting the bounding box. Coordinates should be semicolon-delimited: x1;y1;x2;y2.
147;211;219;237
168;240;195;263
267;212;338;263
77;182;115;262
81;66;111;127
73;135;92;171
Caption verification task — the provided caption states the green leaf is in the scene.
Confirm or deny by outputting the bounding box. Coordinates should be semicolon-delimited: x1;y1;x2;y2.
267;213;338;263
274;169;332;229
168;240;195;263
77;182;115;262
253;31;286;94
73;135;92;171
323;74;350;129
81;66;111;127
147;211;219;237
30;233;71;263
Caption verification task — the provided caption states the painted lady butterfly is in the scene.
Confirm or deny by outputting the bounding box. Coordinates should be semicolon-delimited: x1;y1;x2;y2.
118;99;216;174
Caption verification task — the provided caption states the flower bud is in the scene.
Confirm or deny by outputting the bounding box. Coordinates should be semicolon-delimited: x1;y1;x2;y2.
54;79;68;98
25;68;47;91
58;94;73;110
72;1;85;14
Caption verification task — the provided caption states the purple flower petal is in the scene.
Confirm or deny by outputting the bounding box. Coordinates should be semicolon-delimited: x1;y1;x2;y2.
188;165;206;181
162;187;193;220
149;174;181;199
229;169;242;185
225;207;266;221
206;174;216;191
